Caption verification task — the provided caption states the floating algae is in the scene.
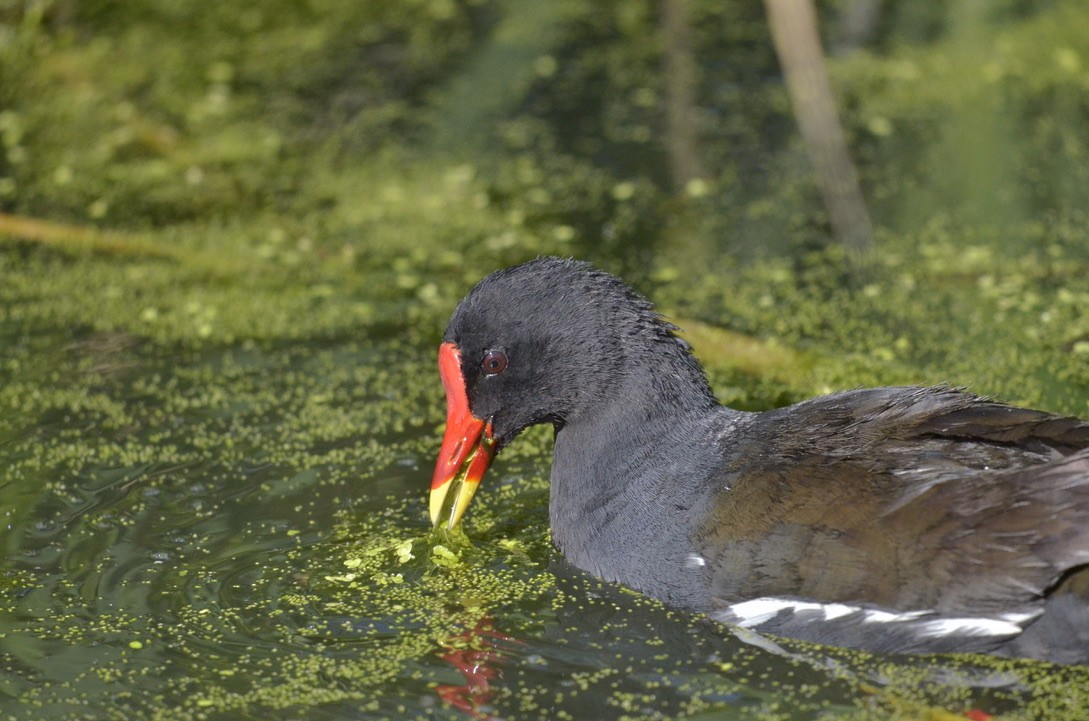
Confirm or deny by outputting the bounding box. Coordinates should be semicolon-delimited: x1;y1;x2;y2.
4;330;1087;720
4;1;1089;718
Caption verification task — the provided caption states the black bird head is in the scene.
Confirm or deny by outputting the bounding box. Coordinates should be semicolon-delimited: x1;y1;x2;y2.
429;257;711;529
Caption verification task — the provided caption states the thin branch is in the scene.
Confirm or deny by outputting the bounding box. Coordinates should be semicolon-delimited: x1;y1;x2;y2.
0;212;176;259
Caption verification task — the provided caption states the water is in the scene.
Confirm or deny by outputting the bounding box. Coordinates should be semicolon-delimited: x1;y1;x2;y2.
5;1;1089;718
3;330;1086;721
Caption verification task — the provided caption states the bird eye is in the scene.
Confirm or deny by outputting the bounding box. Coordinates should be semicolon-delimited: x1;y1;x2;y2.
481;349;508;375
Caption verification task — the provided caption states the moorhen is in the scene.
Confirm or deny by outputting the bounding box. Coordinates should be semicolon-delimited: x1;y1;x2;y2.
429;257;1089;663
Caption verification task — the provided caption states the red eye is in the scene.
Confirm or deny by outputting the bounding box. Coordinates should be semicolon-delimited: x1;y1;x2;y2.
481;350;508;375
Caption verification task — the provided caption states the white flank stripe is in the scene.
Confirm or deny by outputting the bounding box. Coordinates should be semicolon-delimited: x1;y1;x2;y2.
916;618;1023;638
859;607;929;624
684;553;707;569
997;610;1042;624
720;597;1032;638
725;598;854;628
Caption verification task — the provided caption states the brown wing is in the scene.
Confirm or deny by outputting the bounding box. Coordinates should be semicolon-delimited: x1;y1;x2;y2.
697;386;1089;615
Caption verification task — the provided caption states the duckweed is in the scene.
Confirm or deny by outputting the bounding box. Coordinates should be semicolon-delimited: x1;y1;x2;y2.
5;0;1089;719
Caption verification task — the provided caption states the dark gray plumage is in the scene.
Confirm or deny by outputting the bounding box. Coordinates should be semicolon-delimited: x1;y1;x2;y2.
440;257;1089;663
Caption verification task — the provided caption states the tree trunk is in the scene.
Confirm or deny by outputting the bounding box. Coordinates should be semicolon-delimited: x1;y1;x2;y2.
661;0;704;191
764;0;874;258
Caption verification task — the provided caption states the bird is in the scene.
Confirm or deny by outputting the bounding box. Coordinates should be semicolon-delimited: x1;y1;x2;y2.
428;257;1089;664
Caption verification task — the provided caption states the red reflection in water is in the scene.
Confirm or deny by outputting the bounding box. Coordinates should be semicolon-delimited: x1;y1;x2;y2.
435;618;522;719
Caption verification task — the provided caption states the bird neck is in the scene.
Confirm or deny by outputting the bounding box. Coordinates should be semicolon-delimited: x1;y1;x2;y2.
564;320;717;426
546;346;723;572
553;326;718;486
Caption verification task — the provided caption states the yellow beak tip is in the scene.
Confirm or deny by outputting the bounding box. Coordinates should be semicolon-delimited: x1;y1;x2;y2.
429;483;449;528
428;478;481;531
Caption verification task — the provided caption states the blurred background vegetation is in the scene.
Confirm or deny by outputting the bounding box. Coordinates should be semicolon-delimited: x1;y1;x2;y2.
2;0;1089;407
4;3;1089;718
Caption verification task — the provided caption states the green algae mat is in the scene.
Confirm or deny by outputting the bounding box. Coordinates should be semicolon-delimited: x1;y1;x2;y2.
4;332;1089;721
4;1;1089;719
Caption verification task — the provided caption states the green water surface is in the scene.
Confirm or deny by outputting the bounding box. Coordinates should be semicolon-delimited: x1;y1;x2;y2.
3;1;1089;719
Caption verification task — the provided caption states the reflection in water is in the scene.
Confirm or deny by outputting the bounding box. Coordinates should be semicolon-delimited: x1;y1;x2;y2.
435;618;523;719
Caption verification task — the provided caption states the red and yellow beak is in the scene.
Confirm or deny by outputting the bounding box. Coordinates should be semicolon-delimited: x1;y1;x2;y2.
430;342;496;530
